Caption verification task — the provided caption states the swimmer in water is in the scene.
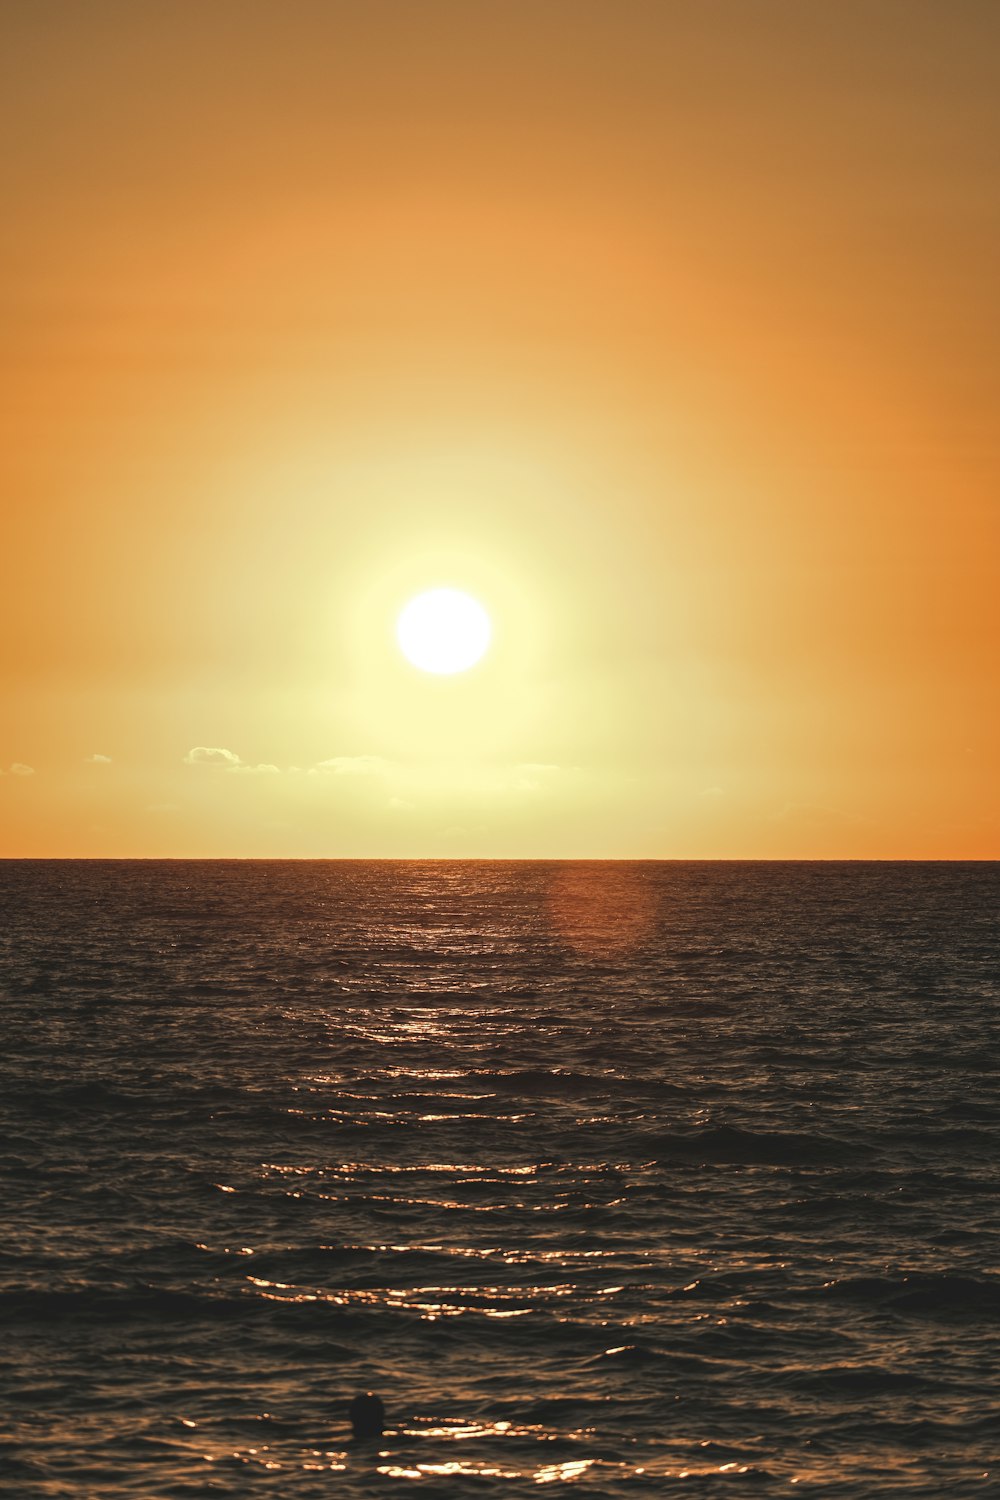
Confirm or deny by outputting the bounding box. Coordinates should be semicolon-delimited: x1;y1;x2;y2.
349;1391;385;1443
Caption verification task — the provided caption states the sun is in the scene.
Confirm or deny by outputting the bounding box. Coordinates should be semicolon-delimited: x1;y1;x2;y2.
396;588;492;675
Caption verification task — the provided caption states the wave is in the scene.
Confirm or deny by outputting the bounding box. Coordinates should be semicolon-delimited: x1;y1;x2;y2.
0;1285;362;1335
816;1272;1000;1317
793;1363;929;1395
650;1123;863;1165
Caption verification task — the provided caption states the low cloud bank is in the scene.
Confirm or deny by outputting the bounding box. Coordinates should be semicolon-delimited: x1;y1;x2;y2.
183;747;241;767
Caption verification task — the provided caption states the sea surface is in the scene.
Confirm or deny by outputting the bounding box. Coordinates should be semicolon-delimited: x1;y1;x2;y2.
1;860;998;1498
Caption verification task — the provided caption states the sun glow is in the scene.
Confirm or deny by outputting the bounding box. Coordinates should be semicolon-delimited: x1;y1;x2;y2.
396;589;492;675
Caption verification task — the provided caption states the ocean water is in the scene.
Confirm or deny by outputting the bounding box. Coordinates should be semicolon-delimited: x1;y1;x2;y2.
1;860;998;1499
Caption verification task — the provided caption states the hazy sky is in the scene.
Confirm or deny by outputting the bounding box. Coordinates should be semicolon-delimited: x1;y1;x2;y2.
2;1;997;856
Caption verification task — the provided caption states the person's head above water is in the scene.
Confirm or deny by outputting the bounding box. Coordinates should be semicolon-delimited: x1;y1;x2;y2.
349;1391;385;1442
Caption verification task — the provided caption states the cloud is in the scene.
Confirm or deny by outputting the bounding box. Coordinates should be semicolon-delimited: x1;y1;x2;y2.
310;755;389;777
10;763;35;776
183;746;241;767
183;747;284;774
699;785;725;798
84;753;112;764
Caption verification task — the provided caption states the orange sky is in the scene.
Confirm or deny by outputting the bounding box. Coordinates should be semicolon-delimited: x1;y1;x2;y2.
2;1;997;857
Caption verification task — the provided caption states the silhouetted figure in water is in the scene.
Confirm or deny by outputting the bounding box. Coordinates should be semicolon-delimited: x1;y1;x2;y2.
349;1391;385;1443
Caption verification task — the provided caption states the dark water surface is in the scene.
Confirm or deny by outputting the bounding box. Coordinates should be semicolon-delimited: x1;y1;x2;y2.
1;860;998;1497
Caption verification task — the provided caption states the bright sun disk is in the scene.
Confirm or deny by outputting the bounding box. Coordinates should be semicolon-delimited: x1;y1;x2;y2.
396;588;492;675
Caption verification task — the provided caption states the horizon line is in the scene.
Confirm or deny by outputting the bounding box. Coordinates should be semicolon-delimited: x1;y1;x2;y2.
1;856;997;865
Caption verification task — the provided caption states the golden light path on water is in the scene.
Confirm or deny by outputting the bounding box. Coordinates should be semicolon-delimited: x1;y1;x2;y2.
197;995;763;1494
171;1433;790;1485
176;1423;768;1484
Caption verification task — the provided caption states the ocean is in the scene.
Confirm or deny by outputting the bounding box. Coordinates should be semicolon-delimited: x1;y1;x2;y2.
1;860;997;1497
